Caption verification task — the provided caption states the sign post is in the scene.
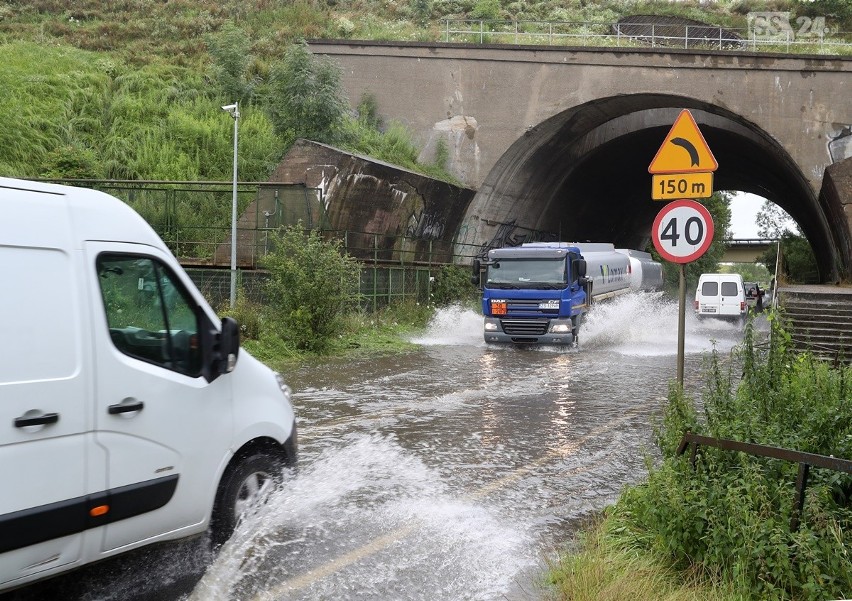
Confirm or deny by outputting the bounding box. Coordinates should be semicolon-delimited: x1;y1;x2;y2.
651;199;715;387
649;109;718;388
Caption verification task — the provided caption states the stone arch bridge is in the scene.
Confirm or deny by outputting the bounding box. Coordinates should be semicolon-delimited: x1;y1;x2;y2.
308;40;852;281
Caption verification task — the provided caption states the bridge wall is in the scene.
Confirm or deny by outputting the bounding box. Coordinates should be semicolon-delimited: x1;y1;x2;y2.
311;41;852;279
312;41;851;191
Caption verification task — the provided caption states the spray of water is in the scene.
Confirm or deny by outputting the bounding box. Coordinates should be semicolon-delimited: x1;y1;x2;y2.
581;291;743;356
409;304;484;346
190;434;534;601
413;293;744;356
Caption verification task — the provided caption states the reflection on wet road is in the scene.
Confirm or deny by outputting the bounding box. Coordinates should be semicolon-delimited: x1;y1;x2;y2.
4;292;754;601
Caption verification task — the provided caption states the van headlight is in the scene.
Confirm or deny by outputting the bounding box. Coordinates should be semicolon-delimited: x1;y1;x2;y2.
274;372;292;403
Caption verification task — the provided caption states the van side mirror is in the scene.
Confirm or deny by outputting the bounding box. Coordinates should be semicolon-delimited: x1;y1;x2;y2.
219;317;240;373
471;259;481;286
201;314;241;382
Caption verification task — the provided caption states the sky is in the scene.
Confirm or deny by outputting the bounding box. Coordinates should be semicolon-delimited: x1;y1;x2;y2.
728;191;765;239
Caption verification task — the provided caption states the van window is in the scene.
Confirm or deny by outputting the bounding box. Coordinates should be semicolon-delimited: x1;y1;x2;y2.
701;281;718;296
96;254;201;376
721;282;739;296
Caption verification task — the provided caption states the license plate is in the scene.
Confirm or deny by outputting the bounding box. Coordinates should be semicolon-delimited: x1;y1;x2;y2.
539;300;559;310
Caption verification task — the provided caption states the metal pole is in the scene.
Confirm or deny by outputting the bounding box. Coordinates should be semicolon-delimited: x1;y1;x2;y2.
228;102;240;309
677;263;686;388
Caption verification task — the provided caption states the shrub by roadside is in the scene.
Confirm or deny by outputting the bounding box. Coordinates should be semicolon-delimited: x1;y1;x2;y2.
549;316;852;600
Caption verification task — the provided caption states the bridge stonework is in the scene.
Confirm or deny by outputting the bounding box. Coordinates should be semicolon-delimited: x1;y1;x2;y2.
310;41;852;280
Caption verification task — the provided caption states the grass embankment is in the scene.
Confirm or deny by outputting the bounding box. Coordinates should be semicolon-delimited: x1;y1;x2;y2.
239;301;433;369
548;317;852;601
2;0;850;183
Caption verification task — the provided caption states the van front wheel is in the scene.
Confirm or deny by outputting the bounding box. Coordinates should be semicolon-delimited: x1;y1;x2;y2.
210;453;282;548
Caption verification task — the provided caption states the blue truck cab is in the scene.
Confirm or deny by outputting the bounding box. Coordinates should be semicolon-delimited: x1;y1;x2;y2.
473;244;590;346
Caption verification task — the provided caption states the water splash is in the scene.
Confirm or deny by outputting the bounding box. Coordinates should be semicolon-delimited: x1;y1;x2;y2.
412;293;743;356
409;304;484;346
580;291;743;356
189;434;535;601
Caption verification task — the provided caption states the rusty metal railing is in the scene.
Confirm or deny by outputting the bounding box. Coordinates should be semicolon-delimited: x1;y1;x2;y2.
676;432;852;531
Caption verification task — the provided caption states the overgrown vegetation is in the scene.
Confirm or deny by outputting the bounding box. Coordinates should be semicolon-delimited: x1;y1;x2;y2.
550;318;852;600
260;225;363;353
2;0;849;183
754;200;819;283
0;27;459;185
430;264;479;307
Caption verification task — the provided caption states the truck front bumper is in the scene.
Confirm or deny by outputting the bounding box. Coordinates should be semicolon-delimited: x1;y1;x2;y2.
483;317;575;345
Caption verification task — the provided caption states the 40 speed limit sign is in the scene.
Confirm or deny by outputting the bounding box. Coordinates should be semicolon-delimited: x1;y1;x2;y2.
652;199;714;264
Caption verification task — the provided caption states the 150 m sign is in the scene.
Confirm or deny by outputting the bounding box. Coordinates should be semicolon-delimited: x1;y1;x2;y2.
652;199;715;264
652;172;713;201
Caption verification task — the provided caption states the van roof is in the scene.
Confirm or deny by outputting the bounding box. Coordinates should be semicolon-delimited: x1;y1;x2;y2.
0;178;168;252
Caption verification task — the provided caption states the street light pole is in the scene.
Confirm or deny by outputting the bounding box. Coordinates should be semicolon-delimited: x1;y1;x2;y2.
222;102;240;309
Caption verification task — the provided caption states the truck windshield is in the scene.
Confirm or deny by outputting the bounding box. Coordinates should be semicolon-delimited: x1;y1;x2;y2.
486;258;567;288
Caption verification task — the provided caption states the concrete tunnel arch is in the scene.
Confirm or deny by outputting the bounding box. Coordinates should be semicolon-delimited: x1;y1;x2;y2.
460;94;843;282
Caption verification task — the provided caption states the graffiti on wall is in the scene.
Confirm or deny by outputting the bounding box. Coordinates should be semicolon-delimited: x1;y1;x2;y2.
473;220;559;260
404;209;445;240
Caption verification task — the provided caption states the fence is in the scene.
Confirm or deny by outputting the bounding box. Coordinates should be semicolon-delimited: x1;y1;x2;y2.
677;432;852;532
443;19;852;54
185;265;433;312
44;180;451;310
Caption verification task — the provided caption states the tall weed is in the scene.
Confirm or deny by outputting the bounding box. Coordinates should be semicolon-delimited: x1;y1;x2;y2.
615;316;852;600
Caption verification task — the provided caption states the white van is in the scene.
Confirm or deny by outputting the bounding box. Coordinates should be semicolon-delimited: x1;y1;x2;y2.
694;273;747;321
0;178;297;592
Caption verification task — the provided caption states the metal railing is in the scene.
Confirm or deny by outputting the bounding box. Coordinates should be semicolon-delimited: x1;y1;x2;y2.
443;19;852;55
43;179;453;310
677;432;852;531
185;264;434;311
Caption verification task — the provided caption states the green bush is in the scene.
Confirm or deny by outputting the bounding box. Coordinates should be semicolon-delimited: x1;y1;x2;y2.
613;318;852;600
262;225;362;353
430;264;478;307
266;40;349;145
218;292;264;341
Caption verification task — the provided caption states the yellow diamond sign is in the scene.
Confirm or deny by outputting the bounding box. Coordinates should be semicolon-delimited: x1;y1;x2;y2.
648;109;718;175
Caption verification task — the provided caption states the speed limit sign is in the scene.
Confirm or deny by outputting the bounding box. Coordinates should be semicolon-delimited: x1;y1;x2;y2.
652;199;714;264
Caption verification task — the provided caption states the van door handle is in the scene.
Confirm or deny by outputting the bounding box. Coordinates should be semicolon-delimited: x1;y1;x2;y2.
108;400;145;415
14;412;59;428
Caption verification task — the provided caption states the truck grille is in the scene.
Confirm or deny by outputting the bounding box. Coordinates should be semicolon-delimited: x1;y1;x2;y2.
507;299;559;315
501;319;549;336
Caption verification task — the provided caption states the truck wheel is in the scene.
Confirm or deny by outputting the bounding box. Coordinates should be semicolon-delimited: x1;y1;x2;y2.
210;453;282;548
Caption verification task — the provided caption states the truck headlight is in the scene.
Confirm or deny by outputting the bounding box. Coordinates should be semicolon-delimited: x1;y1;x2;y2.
549;323;571;333
484;321;499;331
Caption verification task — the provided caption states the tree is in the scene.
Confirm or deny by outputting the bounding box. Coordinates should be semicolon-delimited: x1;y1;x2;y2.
262;225;362;352
758;234;818;283
753;200;818;282
207;22;256;105
755;200;796;239
266;41;349;145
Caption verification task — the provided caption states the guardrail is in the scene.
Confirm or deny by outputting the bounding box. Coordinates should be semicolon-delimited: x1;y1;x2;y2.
676;432;852;531
443;19;852;55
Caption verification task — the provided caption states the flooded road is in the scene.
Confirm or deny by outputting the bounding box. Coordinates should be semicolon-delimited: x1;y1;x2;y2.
4;292;751;601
